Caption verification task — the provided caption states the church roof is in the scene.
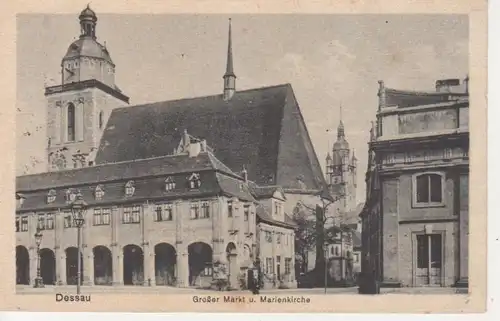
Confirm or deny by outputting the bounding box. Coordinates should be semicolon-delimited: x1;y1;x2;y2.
63;38;114;65
95;83;328;193
385;88;468;108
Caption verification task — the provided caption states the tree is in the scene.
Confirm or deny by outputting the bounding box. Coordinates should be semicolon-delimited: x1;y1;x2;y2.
292;191;347;286
292;205;316;274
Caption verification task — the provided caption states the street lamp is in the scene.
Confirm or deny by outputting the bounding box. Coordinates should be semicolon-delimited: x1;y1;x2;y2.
70;191;87;295
323;244;328;294
33;227;44;288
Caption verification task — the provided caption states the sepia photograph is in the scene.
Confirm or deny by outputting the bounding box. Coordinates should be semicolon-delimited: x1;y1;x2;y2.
4;0;487;313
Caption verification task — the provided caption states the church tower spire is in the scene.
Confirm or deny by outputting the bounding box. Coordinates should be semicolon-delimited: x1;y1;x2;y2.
223;18;236;101
337;104;345;139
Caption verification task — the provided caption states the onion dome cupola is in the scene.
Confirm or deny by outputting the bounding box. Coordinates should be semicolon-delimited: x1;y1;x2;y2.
61;5;115;86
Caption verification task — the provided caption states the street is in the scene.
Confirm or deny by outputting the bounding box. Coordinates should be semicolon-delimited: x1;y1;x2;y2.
16;285;466;295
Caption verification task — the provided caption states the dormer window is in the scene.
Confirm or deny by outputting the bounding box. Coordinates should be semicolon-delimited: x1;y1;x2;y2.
188;173;201;189
47;189;57;204
65;189;76;203
165;177;176;192
94;185;105;200
16;193;25;208
125;181;135;197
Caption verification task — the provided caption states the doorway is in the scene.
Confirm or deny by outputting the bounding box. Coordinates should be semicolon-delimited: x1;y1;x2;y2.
415;234;443;286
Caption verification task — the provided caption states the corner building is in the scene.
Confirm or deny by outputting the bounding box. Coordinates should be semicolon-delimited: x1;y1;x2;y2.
15;7;329;290
361;78;469;288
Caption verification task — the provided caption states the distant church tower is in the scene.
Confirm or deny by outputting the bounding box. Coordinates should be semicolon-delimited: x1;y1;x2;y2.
325;106;357;214
45;5;129;171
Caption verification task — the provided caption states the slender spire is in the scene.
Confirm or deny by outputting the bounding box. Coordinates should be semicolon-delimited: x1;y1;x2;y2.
225;18;235;78
337;104;345;139
223;18;236;101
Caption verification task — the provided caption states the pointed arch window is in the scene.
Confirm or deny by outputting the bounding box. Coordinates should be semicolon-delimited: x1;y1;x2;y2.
188;173;201;189
165;176;176;192
94;185;105;200
67;103;76;141
47;189;57;204
125;181;135;197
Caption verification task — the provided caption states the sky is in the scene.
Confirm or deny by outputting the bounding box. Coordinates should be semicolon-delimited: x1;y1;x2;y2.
16;12;469;204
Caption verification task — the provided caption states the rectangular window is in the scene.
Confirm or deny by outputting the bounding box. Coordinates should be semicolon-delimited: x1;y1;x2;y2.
201;202;210;219
102;208;111;225
123;206;140;224
46;213;55;230
64;214;73;228
265;231;272;243
190;203;200;220
37;215;46;230
155;203;173;222
132;206;140;223
274;202;279;216
243;205;249;221
415;173;443;205
94;208;111;226
227;201;233;217
15;217;20;232
277;233;281;244
93;208;102;225
285;258;292;275
266;258;274;274
21;216;28;232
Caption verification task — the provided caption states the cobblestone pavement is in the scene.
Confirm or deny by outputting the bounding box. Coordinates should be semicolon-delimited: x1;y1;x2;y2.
16;285;467;295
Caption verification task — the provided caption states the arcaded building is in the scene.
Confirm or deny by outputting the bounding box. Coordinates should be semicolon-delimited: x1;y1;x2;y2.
15;6;328;289
360;78;469;288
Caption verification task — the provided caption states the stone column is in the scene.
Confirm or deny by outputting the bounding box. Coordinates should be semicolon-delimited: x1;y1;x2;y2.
83;246;94;286
29;246;37;285
381;178;400;286
57;250;67;286
111;206;122;285
290;231;296;282
82;207;93;285
174;201;189;287
176;247;189;287
111;244;123;286
212;199;225;263
143;244;155;286
457;173;469;287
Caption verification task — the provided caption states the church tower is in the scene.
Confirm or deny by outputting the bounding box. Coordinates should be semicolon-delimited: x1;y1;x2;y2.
325;106;357;215
45;5;129;171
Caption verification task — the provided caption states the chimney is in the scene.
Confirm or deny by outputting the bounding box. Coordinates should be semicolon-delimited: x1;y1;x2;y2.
201;139;207;152
464;75;469;94
188;141;201;157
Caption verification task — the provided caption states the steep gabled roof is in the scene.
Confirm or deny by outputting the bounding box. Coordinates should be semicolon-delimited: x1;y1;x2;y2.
95;84;327;191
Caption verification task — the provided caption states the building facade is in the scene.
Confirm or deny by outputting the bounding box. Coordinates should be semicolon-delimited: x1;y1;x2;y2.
360;78;469;288
16;135;296;289
16;6;330;290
